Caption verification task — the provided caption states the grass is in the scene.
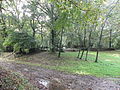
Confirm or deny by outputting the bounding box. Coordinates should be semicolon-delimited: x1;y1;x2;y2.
60;51;120;77
1;51;120;77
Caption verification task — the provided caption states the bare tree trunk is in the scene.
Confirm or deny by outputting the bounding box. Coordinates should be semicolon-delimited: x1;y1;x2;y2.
80;50;85;59
80;24;87;59
58;27;64;58
40;25;44;50
85;49;89;61
85;26;91;61
109;29;112;48
85;38;91;61
77;34;82;58
95;0;119;62
51;29;56;52
85;24;97;61
33;30;36;37
51;4;56;53
77;48;81;58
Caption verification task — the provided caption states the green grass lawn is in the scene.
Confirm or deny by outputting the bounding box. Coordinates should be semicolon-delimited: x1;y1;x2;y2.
4;51;120;77
60;51;120;77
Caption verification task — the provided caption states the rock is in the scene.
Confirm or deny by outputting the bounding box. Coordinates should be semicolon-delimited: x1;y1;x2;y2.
49;78;68;90
88;88;92;90
24;68;29;71
38;79;49;87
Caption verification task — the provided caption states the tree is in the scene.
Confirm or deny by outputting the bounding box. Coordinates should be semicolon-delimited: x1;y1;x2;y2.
3;31;36;54
0;1;7;39
95;0;119;62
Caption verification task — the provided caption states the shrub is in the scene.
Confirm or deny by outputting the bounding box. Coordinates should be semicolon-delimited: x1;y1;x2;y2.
3;31;36;54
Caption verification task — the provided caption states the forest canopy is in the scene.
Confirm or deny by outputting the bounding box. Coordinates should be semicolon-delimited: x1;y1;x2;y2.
0;0;120;62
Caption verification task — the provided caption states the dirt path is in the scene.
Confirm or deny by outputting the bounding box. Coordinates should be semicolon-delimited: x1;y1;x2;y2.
0;59;120;90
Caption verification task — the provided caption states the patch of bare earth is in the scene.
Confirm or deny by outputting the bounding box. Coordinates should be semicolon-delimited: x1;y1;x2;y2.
0;52;120;90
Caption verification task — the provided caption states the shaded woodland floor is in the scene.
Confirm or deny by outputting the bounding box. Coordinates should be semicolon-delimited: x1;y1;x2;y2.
0;51;120;90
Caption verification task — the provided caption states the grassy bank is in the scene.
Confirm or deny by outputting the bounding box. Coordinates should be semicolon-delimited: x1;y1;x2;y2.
1;51;120;77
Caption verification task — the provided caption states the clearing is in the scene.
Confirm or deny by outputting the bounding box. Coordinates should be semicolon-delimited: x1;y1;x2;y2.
0;51;120;90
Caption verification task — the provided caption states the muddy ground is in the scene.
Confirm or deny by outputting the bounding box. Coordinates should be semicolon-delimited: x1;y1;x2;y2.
0;61;120;90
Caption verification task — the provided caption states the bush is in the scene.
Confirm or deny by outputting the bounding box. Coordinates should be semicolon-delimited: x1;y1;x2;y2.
3;31;36;54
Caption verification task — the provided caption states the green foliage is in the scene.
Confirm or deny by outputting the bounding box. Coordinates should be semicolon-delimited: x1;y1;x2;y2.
113;36;120;49
0;0;120;53
3;31;36;54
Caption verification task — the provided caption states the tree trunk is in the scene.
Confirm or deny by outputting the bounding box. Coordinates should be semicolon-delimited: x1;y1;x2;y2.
77;48;81;58
58;27;64;58
51;29;55;52
95;25;104;62
85;26;91;61
0;2;7;39
50;4;56;53
40;25;44;50
85;49;89;61
33;29;36;37
30;19;36;37
85;24;97;61
80;24;87;59
80;49;85;59
109;29;112;48
77;36;81;58
95;0;118;62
